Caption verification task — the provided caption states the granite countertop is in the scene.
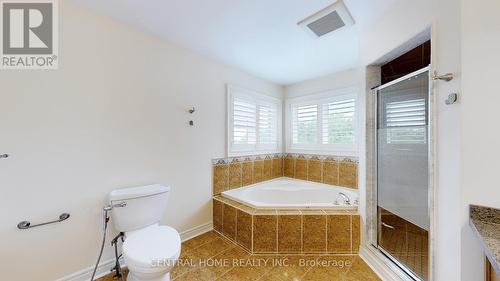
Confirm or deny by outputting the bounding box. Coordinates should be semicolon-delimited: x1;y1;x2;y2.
469;205;500;275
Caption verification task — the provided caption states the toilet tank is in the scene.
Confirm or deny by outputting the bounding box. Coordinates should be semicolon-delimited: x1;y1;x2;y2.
109;184;170;232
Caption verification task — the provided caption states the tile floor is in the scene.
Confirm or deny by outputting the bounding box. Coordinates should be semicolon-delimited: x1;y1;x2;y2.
97;231;380;281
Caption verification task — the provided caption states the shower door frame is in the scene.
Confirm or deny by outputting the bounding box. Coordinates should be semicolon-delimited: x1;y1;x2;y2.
368;65;435;281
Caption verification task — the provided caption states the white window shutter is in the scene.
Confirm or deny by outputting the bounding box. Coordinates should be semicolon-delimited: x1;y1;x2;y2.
322;98;356;145
233;97;257;145
292;104;318;145
287;90;358;154
258;103;278;146
227;86;281;156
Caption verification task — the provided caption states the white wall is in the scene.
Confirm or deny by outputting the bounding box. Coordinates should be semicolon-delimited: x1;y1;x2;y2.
0;2;282;281
359;0;464;280
285;68;361;99
461;0;500;280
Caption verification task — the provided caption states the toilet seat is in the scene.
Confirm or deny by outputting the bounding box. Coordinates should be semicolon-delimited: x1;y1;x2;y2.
123;224;181;272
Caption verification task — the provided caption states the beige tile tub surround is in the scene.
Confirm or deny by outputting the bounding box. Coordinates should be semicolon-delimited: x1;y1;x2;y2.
294;156;308;180
213;197;360;255
213;154;283;195
228;162;242;189
213;164;229;195
307;158;322;183
212;154;358;195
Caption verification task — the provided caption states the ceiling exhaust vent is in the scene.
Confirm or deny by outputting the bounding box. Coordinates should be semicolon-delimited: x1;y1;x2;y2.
298;0;355;38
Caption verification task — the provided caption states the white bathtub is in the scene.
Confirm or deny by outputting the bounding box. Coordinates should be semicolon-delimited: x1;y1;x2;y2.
221;178;358;209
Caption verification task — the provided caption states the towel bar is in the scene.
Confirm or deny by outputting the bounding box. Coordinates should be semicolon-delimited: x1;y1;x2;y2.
17;213;70;230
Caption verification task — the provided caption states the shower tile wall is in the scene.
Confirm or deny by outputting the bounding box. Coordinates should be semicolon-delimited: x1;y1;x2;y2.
212;154;359;195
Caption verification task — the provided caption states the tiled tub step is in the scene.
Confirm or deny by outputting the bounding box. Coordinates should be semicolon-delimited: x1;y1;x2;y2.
213;197;360;255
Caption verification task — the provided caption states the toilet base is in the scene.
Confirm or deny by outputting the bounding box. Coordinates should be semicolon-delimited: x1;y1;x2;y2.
127;271;171;281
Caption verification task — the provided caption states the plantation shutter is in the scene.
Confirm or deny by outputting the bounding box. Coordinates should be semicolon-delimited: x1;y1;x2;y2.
322;98;356;144
228;85;282;156
233;96;257;146
287;90;357;153
292;104;318;145
258;103;278;146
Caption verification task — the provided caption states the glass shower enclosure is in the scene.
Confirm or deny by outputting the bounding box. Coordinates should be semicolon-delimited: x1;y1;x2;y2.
375;67;431;280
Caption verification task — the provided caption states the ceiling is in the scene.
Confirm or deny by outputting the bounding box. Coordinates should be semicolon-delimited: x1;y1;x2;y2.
71;0;397;85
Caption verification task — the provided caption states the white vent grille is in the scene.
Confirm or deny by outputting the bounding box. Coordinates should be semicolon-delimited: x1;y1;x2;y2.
307;11;345;37
298;0;354;38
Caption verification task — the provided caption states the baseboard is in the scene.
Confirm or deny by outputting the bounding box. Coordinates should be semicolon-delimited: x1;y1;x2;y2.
57;222;212;281
55;258;122;281
180;221;213;242
359;245;413;281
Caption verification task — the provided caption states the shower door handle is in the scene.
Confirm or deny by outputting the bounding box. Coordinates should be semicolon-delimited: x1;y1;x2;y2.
381;222;395;230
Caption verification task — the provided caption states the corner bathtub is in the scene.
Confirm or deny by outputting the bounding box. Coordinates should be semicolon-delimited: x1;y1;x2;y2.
221;178;358;209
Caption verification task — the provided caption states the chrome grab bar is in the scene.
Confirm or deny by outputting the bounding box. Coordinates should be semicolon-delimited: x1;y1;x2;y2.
17;213;70;230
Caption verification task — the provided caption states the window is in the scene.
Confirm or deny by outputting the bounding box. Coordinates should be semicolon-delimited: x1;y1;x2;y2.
228;85;281;156
286;89;357;154
292;104;318;145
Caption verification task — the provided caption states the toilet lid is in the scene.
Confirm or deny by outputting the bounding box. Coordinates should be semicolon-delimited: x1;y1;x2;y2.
123;225;181;269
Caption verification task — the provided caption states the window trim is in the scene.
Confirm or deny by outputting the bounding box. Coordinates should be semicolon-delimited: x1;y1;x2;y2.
227;84;282;157
285;87;358;156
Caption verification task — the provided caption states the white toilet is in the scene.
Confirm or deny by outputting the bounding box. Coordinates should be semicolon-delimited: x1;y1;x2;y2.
109;184;181;281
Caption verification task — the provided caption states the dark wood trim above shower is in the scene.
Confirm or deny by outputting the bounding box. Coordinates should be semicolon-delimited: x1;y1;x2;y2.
381;40;431;84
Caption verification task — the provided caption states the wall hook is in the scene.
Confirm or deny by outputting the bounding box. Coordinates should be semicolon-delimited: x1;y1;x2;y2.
188;107;195;114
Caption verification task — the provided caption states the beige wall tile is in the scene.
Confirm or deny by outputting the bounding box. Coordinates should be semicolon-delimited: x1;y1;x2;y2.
222;205;237;240
322;160;339;186
327;215;351;254
272;157;283;178
236;210;252;251
253;215;277;253
352;215;360;253
263;159;272;180
213;164;229;195
295;158;307;180
228;162;242;189
253;160;264;183
241;161;253;186
284;157;295;177
213;200;223;233
307;160;322;183
302;215;326;253
339;162;358;188
278;215;302;253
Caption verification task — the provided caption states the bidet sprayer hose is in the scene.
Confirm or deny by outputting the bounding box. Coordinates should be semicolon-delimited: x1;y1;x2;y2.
90;208;110;281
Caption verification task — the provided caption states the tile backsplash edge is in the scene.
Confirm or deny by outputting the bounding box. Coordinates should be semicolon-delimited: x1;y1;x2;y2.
212;153;358;165
212;153;359;195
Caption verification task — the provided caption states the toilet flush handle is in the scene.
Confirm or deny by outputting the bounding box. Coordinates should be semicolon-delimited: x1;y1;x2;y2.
104;202;127;211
